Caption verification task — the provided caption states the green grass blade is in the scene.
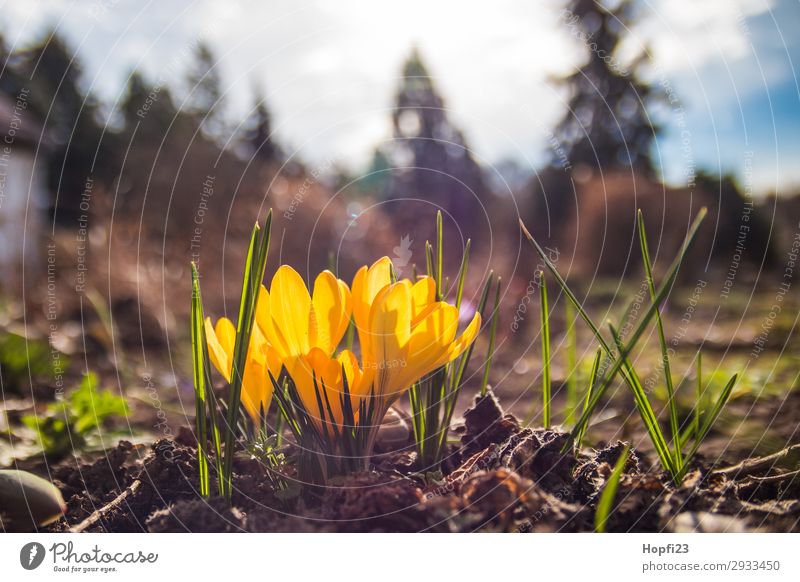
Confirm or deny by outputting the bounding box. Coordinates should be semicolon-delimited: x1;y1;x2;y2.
523;209;706;363
575;348;602;446
431;272;494;463
435;210;443;300
449;272;494;391
519;219;612;355
565;300;578;424
453;239;471;309
540;272;551;428
480;276;501;396
594;445;629;533
694;352;702;446
425;241;434;280
190;263;210;498
681;373;737;479
536;209;708;449
222;212;272;501
610;324;676;478
637;210;681;468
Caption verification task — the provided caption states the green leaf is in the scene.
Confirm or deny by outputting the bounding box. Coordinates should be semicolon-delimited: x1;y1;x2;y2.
520;209;708;451
480;276;501;397
609;324;676;478
191;262;211;498
222;212;273;502
68;373;128;434
637;210;681;469
565;300;578;425
680;373;737;481
575;348;602;446
540;272;551;428
594;445;629;533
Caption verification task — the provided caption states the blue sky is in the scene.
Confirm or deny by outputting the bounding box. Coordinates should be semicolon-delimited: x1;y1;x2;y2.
1;0;797;194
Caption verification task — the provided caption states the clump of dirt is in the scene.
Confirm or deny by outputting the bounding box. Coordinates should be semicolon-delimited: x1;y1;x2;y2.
147;497;245;532
43;388;800;532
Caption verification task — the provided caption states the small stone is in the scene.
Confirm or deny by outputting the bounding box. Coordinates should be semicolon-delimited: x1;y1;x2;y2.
375;407;411;452
668;511;754;533
0;470;66;531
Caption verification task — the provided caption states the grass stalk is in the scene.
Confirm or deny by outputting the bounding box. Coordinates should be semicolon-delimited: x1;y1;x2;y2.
694;352;702;442
480;276;501;396
609;324;676;477
594;445;629;532
565;300;578;424
221;212;272;502
637;210;681;468
190;263;211;498
520;209;708;450
409;213;492;468
575;348;602;446
539;271;551;428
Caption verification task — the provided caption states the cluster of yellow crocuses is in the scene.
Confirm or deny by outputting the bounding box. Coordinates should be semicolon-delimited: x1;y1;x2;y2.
204;257;481;431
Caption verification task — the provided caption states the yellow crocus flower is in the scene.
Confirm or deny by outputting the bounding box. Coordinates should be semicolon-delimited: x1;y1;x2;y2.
351;256;392;367
204;316;280;422
360;278;481;411
287;347;364;432
205;259;480;436
256;265;351;358
253;265;352;419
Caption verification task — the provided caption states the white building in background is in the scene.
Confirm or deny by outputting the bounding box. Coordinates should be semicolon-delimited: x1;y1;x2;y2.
0;90;48;298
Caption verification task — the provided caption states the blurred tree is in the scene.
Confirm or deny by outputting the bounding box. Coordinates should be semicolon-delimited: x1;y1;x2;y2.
694;170;775;267
14;30;119;223
184;41;225;138
383;48;488;240
554;0;659;173
526;0;659;240
242;88;278;161
0;34;25;97
121;70;194;140
362;148;391;199
117;66;227;229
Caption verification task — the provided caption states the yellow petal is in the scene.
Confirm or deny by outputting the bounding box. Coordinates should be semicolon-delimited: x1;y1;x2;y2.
288;349;340;431
363;280;412;400
215;317;236;359
437;312;482;369
205;317;232;382
352;257;392;356
255;283;295;359
411;276;436;322
401;303;460;387
269;265;311;356
310;270;351;355
248;323;268;366
336;279;353;345
255;284;271;339
241;354;272;423
337;349;362;391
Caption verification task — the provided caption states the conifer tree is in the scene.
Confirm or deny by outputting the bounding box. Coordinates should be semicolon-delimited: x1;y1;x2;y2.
554;0;659;172
385;48;487;238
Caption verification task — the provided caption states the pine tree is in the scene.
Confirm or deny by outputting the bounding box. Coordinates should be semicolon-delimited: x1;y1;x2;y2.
243;89;277;161
384;48;487;239
554;0;659;173
15;30;117;223
0;34;25;97
121;70;191;140
184;41;225;138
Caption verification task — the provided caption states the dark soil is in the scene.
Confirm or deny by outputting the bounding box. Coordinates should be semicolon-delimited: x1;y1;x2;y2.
42;390;800;533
